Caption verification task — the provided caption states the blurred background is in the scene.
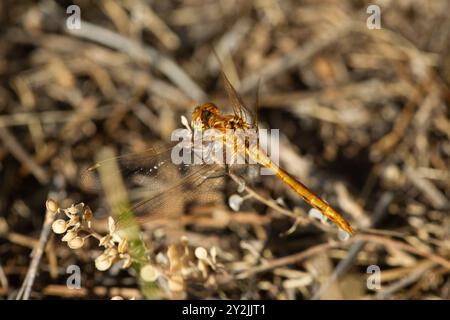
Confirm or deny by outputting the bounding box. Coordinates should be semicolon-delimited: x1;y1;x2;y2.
0;0;449;300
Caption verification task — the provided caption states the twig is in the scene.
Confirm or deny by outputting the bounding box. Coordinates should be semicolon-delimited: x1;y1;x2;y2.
228;172;331;233
370;80;425;161
355;234;450;270
125;0;180;50
16;176;65;300
234;230;450;280
405;166;448;210
208;18;252;71
312;192;394;299
0;127;49;184
66;21;207;102
0;258;8;291
235;241;334;280
0;107;111;128
238;22;353;94
43;284;141;299
375;261;436;299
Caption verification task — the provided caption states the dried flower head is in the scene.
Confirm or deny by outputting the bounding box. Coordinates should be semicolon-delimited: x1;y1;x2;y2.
51;202;133;273
50;201;223;295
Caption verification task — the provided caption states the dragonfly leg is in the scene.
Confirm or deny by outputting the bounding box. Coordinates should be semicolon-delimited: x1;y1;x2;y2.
196;167;228;187
201;171;228;180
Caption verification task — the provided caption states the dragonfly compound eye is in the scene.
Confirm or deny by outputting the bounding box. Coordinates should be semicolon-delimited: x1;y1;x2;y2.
201;110;212;126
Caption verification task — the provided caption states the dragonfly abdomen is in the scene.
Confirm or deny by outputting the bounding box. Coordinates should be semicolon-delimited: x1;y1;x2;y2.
246;146;354;235
274;166;354;235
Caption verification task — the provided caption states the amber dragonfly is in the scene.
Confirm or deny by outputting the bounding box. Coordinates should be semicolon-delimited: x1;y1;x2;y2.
82;71;354;235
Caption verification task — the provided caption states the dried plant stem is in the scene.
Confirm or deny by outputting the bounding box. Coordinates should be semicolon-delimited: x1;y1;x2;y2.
0;259;8;291
355;234;450;269
0;107;111;128
235;232;450;280
238;22;353;94
228;172;332;233
375;261;436;299
312;192;394;299
66;21;207;102
16;177;64;299
235;241;333;280
0;127;49;184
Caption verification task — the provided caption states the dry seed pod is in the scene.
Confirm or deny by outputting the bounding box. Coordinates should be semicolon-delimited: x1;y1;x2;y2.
210;247;217;264
95;254;113;271
99;235;112;247
168;244;182;273
228;194;244;211
194;247;208;260
111;232;123;244
67;215;80;227
121;254;132;269
104;247;118;257
83;206;93;228
197;259;209;278
68;236;85;249
168;275;184;292
46;199;59;214
108;216;116;234
118;238;128;254
52;219;68;234
61;229;77;242
67;203;83;215
140;264;158;282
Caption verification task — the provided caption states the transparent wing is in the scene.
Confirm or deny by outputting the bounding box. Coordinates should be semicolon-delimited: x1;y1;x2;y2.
252;78;261;128
212;50;256;126
220;70;257;127
80;141;228;228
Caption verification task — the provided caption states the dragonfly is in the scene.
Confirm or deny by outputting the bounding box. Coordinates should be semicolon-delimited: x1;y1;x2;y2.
82;71;354;236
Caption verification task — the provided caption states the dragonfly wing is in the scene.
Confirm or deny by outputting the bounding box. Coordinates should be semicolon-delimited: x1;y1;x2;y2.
221;70;244;118
80;142;179;195
131;163;226;225
220;71;256;126
251;78;261;128
80;142;228;228
212;50;255;125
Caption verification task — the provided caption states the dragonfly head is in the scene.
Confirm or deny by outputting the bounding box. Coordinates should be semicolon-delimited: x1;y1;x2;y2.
191;103;220;131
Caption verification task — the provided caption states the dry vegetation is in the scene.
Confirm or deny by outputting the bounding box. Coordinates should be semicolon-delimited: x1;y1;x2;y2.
0;0;449;300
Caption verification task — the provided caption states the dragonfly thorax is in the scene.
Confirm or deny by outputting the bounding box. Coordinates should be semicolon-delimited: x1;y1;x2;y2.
192;102;249;132
191;103;220;131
